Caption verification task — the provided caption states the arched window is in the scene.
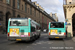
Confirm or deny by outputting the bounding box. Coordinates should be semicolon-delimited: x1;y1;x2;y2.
0;12;3;21
17;15;20;18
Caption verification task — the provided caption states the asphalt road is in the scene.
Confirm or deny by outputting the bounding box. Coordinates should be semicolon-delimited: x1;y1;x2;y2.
0;32;75;50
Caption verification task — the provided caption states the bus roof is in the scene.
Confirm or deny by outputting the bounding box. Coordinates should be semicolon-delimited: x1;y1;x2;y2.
49;22;65;23
31;20;40;27
9;18;28;19
9;18;40;27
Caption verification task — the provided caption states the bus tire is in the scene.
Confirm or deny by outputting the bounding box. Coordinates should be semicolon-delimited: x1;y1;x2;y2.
30;37;33;42
49;38;51;40
34;35;36;40
38;34;40;38
35;35;39;40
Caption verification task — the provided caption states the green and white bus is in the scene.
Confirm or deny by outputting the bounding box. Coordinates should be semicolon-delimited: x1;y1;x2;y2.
48;22;66;39
7;18;41;41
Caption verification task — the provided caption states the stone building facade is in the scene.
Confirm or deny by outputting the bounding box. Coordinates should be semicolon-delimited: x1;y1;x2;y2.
0;0;55;32
50;13;58;22
63;0;75;37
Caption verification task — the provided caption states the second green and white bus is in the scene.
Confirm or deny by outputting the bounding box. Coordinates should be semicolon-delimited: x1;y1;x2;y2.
48;22;66;39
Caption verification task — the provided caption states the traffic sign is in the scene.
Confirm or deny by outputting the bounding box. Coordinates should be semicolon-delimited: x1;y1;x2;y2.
0;23;1;25
65;22;67;25
67;23;71;25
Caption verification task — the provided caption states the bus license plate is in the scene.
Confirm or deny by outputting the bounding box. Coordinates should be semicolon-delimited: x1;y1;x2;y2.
16;39;21;41
55;37;59;38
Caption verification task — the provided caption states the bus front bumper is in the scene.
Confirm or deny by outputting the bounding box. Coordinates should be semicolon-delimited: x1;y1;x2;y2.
8;37;31;41
48;35;66;38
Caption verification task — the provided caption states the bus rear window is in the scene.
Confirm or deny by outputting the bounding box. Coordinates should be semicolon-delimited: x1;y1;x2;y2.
50;22;64;28
10;19;28;26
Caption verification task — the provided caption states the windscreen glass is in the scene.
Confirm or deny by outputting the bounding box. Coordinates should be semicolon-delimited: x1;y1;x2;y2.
10;19;28;26
50;22;64;28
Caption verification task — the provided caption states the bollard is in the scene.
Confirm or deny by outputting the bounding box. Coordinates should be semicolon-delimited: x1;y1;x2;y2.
68;33;71;38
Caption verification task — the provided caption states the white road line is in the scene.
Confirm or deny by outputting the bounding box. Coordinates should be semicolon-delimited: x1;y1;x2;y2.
37;42;42;44
42;47;47;48
32;43;37;45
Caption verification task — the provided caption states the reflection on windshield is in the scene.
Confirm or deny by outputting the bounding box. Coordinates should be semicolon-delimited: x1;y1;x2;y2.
50;22;64;28
10;19;28;26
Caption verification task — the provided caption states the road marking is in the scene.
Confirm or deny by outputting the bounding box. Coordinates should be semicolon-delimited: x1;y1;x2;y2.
42;47;47;48
48;42;52;44
32;41;53;46
32;43;37;45
37;42;42;44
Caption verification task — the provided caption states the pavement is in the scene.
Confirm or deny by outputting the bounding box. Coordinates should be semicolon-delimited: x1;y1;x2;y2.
72;36;75;42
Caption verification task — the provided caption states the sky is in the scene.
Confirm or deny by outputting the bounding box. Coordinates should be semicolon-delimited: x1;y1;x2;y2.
32;0;65;22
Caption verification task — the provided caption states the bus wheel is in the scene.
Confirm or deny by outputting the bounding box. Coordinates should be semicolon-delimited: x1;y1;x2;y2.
34;35;36;40
49;38;51;40
38;34;40;38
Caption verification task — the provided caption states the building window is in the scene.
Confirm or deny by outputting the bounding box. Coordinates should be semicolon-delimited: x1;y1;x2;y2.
31;26;35;32
22;5;23;10
39;12;40;18
0;12;3;21
17;0;20;9
30;6;32;15
69;2;71;4
35;20;36;21
25;3;27;13
17;15;20;18
6;0;10;4
28;8;29;13
34;9;36;16
13;0;15;7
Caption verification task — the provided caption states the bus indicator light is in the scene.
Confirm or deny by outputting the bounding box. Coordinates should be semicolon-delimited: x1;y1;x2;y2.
49;32;50;35
8;33;9;37
28;32;30;36
64;33;66;35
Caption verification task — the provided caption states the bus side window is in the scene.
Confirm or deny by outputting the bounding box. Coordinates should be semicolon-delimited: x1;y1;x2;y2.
36;26;40;30
31;26;35;32
36;26;38;30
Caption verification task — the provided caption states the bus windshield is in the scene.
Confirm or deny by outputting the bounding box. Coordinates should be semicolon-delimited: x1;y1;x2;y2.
10;19;28;26
50;22;64;28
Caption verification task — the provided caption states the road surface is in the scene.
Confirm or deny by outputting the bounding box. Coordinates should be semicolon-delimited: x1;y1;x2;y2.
0;32;75;50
